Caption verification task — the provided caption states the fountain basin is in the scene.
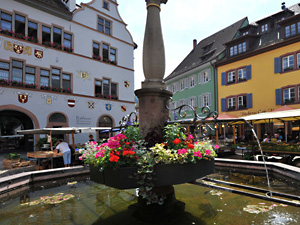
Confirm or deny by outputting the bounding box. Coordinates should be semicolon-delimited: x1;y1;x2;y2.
90;159;215;189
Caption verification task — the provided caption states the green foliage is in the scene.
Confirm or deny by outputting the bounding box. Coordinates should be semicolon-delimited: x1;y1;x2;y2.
36;137;57;149
4;153;20;160
124;125;143;142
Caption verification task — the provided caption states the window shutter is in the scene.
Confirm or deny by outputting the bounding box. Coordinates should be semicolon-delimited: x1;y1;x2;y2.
221;98;226;112
221;72;226;85
176;82;179;92
185;78;189;89
246;93;253;109
274;57;281;74
246;65;252;80
207;70;211;81
208;92;212;106
198;95;203;108
275;89;282;105
199;72;203;84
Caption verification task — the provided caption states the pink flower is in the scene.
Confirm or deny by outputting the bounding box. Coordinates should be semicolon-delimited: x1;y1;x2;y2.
95;149;105;158
177;148;188;155
205;149;211;155
107;139;120;149
193;151;202;158
114;133;126;141
214;145;219;149
188;134;194;140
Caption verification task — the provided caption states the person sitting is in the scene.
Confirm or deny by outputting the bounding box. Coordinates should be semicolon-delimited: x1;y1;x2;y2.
54;139;71;167
263;134;269;143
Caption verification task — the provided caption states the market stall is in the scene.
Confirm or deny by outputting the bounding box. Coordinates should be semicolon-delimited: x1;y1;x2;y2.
17;127;114;169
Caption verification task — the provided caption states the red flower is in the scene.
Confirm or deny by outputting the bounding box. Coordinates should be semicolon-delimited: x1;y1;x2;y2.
110;152;119;162
173;138;181;145
123;150;135;156
188;143;194;149
126;142;130;145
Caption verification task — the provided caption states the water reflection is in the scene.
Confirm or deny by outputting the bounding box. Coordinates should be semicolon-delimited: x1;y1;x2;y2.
0;176;299;225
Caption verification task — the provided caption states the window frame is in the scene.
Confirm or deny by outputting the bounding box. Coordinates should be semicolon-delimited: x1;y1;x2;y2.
0;61;10;81
279;84;300;105
229;42;247;56
103;1;110;10
225;94;248;111
0;11;12;32
224;66;248;85
98;16;111;35
95;78;118;99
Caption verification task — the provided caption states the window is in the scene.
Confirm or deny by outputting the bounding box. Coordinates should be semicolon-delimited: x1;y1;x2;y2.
242;31;248;36
180;79;185;91
228;97;236;111
298;87;300;102
99;116;113;139
98;17;111;35
238;96;247;109
261;24;268;33
0;62;9;80
42;26;51;44
53;27;62;48
203;71;210;83
1;12;12;32
103;79;110;96
102;43;109;61
28;21;37;39
203;94;209;107
63;33;72;49
189;97;196;108
283;87;295;104
49;113;66;123
228;71;235;84
285;24;297;38
40;69;50;87
95;79;118;99
111;83;118;99
93;42;100;59
189;76;196;87
25;67;35;85
230;42;246;56
222;65;251;85
282;55;294;72
238;68;246;81
172;83;177;93
62;74;71;91
12;60;23;83
15;14;25;36
95;80;102;97
297;53;300;69
110;48;116;63
103;1;109;10
51;68;60;89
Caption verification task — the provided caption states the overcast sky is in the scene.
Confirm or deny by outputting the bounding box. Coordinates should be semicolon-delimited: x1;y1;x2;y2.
77;0;300;90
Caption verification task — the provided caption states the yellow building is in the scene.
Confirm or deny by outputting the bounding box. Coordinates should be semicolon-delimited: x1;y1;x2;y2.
216;3;300;140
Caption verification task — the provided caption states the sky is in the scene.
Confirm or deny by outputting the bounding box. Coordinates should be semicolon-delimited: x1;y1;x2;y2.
77;0;300;90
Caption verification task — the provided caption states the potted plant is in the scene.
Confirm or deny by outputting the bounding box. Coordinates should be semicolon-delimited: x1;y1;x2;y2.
81;124;217;204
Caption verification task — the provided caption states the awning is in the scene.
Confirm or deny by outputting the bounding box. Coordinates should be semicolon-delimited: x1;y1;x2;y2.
17;127;113;135
232;109;300;124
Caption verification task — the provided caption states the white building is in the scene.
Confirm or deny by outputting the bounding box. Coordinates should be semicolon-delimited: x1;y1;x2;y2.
0;0;136;151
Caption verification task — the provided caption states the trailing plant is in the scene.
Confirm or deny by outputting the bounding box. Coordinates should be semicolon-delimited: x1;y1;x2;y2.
3;153;21;160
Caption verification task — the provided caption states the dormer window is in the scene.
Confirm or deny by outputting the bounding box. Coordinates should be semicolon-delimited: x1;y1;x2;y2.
242;31;248;36
261;24;268;33
229;42;246;56
285;23;297;37
103;1;109;10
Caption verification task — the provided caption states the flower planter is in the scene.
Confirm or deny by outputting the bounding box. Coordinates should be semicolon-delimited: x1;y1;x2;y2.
89;159;215;189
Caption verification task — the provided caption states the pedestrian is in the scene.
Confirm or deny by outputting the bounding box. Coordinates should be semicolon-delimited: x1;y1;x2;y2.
54;139;71;167
88;134;95;142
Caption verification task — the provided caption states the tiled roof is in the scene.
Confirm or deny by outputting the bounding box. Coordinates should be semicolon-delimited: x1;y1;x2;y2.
164;17;247;81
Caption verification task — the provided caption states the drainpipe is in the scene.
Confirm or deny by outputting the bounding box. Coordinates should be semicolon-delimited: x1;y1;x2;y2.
210;60;218;115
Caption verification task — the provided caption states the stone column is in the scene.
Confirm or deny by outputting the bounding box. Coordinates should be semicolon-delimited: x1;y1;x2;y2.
135;0;172;142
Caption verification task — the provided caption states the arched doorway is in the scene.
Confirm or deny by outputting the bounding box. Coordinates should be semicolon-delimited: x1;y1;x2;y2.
98;116;113;139
0;110;34;152
47;112;69;142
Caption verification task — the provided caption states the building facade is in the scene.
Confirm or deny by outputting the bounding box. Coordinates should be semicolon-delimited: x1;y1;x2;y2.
217;3;300;139
0;0;136;151
164;18;247;122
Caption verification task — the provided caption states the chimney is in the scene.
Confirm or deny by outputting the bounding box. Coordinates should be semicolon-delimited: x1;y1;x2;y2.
62;0;76;12
281;2;286;10
193;39;197;49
